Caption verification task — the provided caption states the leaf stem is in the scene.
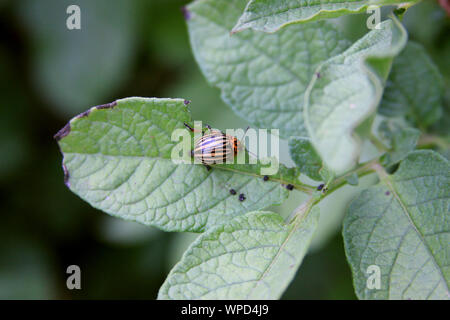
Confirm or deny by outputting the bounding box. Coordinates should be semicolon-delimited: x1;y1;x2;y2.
369;133;389;153
210;164;316;195
287;158;379;223
328;159;379;193
418;134;449;150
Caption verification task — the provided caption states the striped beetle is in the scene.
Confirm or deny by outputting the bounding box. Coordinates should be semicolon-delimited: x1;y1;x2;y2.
184;122;247;165
183;122;257;202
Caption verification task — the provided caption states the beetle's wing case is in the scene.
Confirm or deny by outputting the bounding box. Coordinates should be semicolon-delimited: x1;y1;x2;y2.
193;133;234;164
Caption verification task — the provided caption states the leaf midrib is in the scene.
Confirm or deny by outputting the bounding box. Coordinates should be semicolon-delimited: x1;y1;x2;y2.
64;151;313;194
374;164;449;296
244;197;316;299
240;0;368;25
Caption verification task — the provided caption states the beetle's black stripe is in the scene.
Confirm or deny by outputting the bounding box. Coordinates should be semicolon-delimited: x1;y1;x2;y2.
197;135;228;147
194;148;232;157
193;133;237;164
198;134;226;144
194;145;231;153
198;141;228;151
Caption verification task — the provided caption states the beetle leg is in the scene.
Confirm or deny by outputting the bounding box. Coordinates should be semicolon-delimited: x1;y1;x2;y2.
184;122;204;133
204;124;226;135
202;124;213;134
184;122;194;132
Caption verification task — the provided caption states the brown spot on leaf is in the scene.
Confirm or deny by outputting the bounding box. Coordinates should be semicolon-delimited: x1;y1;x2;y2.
181;6;191;20
76;109;91;119
54;101;117;141
96;100;117;110
54;123;71;141
63;164;70;188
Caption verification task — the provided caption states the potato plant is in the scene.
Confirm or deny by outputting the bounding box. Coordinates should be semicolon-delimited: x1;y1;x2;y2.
55;0;449;300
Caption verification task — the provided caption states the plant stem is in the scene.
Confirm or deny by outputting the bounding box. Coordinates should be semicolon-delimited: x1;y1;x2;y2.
286;158;379;223
211;164;316;195
328;159;379;193
369;133;389;153
418;134;449;150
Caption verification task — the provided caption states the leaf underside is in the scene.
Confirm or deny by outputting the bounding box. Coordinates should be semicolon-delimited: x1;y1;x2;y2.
158;208;319;300
343;150;450;300
378;120;420;167
288;137;323;181
232;0;420;33
187;0;350;139
304;16;407;175
56;97;298;233
379;41;444;128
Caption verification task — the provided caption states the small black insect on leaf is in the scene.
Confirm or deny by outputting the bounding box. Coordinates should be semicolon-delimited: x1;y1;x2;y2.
263;175;269;181
229;189;237;195
239;193;246;201
317;183;324;191
286;184;294;191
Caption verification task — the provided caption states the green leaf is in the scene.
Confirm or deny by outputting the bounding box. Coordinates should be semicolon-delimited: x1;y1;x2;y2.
379;41;444;128
55;97;303;233
232;0;420;33
304;16;407;175
343;150;450;299
186;0;350;139
288;137;323;181
378;120;420;167
158;207;320;299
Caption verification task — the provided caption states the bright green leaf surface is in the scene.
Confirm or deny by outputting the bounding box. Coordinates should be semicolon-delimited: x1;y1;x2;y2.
379;42;444;128
56;97;300;233
158;208;319;299
343;150;450;299
232;0;420;33
187;0;349;138
288;137;323;181
304;17;407;175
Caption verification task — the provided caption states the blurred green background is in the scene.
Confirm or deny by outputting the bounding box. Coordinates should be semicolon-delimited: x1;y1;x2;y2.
0;0;448;299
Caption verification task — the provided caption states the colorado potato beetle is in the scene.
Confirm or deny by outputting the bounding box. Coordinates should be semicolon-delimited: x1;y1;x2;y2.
183;122;252;203
184;122;247;165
